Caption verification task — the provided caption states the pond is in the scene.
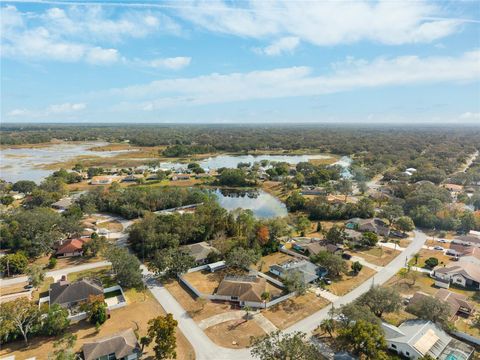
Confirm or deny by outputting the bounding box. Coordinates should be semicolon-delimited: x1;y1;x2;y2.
210;188;288;219
0;142;135;183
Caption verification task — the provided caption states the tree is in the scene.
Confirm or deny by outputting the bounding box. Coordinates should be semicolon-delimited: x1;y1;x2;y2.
380;204;404;225
391;238;400;251
147;313;178;360
318;318;335;337
357;286;402;318
26;264;45;288
351;261;363;275
256;225;270;245
295;216;311;236
0;298;41;345
358;181;368;195
48;257;58;269
250;331;321;360
413;252;420;265
42;304;70;336
217;168;249;187
150;247;195;280
225;247;260;271
396;216;415;233
335;179;353;201
48;333;77;360
336;303;380;327
460;211;475;233
283;271;307;295
12;180;37;194
106;247;144;288
310;251;348;277
285;192;306;212
360;231;378;247
82;295;107;326
83;236;107;257
337;320;387;359
406;296;451;326
0;252;28;276
424;257;439;269
325;225;344;244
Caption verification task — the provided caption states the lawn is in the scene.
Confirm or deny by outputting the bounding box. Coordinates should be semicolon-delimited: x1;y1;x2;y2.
164;279;235;321
204;319;266;348
254;252;296;273
408;249;452;269
355;246;401;266
326;265;376;296
263;292;330;329
32;254;104;271
67;266;117;288
0;288;195;360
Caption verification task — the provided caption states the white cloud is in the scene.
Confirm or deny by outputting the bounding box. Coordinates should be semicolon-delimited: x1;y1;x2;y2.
8;103;87;118
460;112;480;120
176;0;461;45
104;50;480;111
144;56;192;70
255;36;300;56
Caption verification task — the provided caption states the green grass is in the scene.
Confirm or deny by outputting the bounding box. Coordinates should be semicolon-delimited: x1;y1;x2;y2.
67;266;116;287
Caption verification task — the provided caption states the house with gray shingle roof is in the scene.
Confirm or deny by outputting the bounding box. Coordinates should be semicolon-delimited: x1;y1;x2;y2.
49;277;104;308
82;328;140;360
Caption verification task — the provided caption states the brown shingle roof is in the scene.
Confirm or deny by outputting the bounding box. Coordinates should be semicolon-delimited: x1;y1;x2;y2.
82;328;139;360
216;276;266;303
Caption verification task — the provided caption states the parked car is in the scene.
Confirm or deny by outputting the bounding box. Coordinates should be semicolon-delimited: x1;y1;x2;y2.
341;253;352;260
433;246;444;251
437;239;447;243
24;284;34;290
323;278;332;285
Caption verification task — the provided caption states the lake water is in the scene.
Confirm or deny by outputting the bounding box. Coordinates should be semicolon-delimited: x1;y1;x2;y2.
211;188;288;218
157;154;332;171
0;142;134;183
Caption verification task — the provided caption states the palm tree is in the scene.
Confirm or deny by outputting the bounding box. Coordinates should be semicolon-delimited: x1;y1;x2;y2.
319;318;335;337
413;252;420;266
392;238;400;251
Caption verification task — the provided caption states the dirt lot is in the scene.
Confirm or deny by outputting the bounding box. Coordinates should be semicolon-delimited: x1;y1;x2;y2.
355;246;401;266
182;270;225;295
263;292;329;329
204;319;266;348
164;280;236;321
0;289;195;360
254;252;296;273
326;265;376;296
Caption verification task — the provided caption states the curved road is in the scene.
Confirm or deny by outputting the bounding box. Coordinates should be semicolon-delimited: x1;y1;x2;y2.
144;230;428;360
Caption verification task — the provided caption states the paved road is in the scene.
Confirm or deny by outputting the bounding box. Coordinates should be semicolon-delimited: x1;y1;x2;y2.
142;230;427;360
0;260;111;287
143;270;253;360
286;229;427;334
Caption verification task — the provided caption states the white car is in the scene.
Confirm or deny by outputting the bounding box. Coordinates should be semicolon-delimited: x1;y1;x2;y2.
433;246;444;251
437;239;447;243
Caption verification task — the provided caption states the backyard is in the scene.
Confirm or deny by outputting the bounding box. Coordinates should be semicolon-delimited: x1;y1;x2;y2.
325;264;376;296
355;246;401;266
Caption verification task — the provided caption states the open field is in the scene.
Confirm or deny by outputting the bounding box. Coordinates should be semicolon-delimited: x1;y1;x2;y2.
263;292;330;329
96;220;123;232
355;246;401;266
204;319;266;348
326;265;376;296
0;285;195;360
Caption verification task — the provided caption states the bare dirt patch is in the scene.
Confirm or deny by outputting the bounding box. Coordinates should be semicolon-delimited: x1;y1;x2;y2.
254;252;296;273
204;319;266;348
97;220;123;232
263;292;329;329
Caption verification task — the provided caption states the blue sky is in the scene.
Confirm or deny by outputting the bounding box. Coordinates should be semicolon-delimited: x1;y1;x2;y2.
1;0;479;124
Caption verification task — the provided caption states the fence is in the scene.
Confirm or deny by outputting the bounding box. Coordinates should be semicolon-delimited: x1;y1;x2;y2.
265;292;296;308
452;331;480;346
255;271;285;288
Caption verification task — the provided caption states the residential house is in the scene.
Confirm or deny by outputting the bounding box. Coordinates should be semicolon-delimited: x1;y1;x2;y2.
49;277;104;308
82;328;141;360
171;174;191;181
452;233;480;248
432;262;480;290
409;290;474;320
344;229;363;245
216;275;266;307
51;197;73;211
55;238;86;258
291;238;324;256
382;319;474;360
183;241;219;265
90;176;120;185
346;218;390;237
269;259;324;284
122;174;143;182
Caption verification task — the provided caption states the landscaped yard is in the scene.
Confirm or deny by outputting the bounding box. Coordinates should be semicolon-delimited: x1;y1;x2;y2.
355;246;401;266
326;265;376;296
263;292;329;329
204;319;266;348
0;288;195;360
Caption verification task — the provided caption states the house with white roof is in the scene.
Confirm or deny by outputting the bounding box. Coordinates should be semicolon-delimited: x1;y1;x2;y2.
382;319;474;360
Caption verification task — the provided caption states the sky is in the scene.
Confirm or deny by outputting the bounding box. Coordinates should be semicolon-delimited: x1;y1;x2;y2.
1;0;480;124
